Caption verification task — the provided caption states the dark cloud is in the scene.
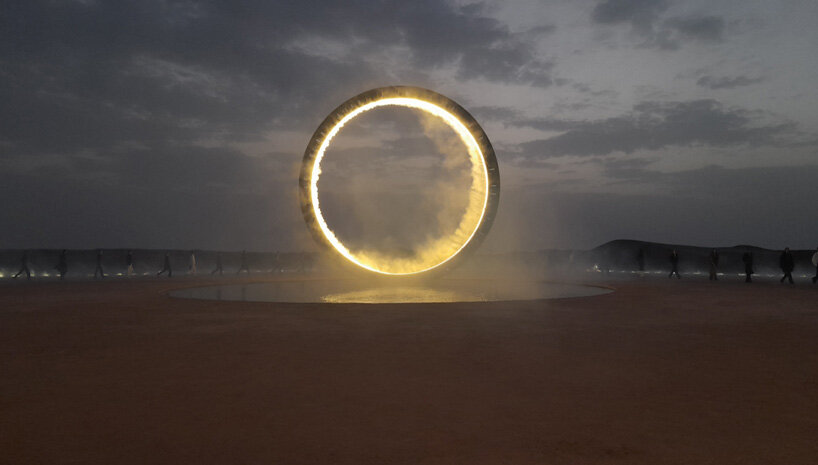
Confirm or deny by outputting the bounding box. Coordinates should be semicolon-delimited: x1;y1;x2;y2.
514;99;795;158
355;1;553;86
591;1;725;50
591;0;668;34
0;0;551;155
697;75;764;90
0;2;375;155
456;46;553;87
663;15;725;42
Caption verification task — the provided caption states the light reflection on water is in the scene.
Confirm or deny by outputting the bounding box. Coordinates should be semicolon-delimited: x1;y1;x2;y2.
170;279;610;304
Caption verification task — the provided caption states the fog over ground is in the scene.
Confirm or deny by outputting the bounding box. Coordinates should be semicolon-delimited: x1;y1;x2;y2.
2;0;817;253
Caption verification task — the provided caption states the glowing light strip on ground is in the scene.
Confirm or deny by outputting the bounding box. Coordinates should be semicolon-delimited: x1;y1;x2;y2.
310;97;489;275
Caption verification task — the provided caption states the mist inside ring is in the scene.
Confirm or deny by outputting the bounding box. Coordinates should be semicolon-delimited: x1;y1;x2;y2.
312;101;487;275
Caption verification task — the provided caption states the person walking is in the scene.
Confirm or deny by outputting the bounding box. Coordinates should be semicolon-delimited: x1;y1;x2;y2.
126;250;134;277
708;249;719;281
157;253;172;277
94;249;105;279
55;249;68;280
668;249;681;279
211;252;223;276
742;250;754;283
13;250;31;280
237;250;250;275
779;247;795;284
811;247;818;284
188;251;197;275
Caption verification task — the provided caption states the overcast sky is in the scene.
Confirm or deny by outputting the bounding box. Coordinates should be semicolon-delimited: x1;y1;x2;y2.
2;0;817;252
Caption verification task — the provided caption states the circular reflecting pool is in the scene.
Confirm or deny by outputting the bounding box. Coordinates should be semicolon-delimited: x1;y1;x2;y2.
170;279;610;304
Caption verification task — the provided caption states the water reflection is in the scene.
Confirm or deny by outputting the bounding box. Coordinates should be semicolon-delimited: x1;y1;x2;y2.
171;279;609;304
323;287;465;303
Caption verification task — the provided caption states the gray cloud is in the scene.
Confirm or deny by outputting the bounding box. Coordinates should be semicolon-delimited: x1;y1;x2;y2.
570;82;619;98
470;106;520;122
697;75;764;90
111;145;287;193
603;162;818;198
514;99;795;158
597;156;655;180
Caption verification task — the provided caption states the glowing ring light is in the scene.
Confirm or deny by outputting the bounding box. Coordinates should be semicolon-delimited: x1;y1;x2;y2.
299;86;500;275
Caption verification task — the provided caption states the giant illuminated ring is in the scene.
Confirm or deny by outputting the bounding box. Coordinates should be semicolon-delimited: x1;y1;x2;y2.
299;86;500;275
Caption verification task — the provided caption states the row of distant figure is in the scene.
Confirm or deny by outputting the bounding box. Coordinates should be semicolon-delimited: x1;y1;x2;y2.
9;249;254;280
651;247;818;284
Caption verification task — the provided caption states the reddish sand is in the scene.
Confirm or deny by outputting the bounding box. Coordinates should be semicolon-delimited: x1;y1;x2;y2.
1;277;817;464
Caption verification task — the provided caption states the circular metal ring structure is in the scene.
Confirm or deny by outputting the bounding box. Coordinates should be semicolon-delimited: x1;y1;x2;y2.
299;86;500;276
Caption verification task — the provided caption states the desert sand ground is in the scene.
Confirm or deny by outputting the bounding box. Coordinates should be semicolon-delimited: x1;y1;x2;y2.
1;276;817;464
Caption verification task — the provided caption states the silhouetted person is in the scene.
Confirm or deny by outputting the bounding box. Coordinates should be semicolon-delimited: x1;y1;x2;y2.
94;249;105;279
237;250;250;274
55;249;68;280
189;251;197;275
211;252;223;276
668;249;681;279
636;248;645;276
779;247;795;284
594;249;610;276
742;251;754;283
126;250;134;277
708;249;719;281
13;251;31;280
157;253;172;277
812;247;818;284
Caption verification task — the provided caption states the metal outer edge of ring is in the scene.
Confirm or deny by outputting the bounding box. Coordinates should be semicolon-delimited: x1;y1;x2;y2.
298;86;501;276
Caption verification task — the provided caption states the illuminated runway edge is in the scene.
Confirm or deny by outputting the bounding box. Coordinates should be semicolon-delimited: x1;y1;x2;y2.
169;279;611;304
